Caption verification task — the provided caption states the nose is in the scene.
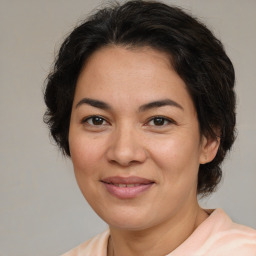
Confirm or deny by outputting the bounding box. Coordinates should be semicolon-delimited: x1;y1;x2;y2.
106;124;147;167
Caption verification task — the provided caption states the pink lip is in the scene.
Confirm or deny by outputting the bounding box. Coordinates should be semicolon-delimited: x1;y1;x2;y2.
101;176;155;199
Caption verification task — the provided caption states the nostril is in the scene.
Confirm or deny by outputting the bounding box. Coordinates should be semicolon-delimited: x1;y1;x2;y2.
105;130;147;166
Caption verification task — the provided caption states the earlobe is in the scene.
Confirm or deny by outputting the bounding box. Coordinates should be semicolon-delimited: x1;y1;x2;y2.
199;135;220;164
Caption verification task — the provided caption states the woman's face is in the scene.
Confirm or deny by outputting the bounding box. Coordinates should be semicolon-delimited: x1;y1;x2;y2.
69;46;211;230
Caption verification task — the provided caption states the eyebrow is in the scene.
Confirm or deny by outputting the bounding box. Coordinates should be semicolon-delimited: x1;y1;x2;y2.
76;98;111;110
138;99;184;112
75;98;183;111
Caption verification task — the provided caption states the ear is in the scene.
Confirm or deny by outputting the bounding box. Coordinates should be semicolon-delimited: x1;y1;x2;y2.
199;133;220;164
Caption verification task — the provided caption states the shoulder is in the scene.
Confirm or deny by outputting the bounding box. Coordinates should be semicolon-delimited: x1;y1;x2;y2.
196;209;256;255
61;230;110;256
169;209;256;256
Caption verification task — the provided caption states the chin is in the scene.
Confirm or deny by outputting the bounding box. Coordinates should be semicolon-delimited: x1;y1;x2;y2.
108;219;151;231
98;206;155;231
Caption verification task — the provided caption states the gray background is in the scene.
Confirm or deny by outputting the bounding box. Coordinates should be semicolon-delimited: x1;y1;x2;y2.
0;0;255;255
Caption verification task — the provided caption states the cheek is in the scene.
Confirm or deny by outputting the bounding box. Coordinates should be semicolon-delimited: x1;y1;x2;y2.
149;135;201;204
69;134;105;200
69;134;104;176
148;133;201;175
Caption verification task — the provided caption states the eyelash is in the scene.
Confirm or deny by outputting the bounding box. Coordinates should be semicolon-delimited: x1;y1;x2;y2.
146;116;176;127
81;115;176;127
82;115;108;126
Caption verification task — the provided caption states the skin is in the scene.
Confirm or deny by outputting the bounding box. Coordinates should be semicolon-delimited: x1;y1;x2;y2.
69;46;220;256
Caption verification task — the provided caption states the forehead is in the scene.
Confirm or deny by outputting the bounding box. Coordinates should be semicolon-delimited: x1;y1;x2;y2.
74;45;195;113
80;45;173;83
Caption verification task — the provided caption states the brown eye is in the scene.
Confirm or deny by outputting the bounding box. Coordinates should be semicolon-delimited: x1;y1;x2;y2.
153;117;166;126
84;116;107;126
147;116;175;127
148;117;169;126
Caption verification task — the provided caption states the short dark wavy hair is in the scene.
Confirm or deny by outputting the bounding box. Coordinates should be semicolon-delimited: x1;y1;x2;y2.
44;0;236;196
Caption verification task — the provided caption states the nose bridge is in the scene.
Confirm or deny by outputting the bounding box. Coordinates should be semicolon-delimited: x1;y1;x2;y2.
117;122;137;151
106;121;146;166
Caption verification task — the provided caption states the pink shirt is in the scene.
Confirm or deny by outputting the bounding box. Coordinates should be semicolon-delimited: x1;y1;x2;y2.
62;209;256;255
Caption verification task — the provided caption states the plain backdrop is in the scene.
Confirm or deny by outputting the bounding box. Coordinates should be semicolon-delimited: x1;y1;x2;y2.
0;0;255;255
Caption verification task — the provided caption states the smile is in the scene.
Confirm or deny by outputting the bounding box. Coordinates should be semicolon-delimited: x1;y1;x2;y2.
101;176;155;199
111;183;141;187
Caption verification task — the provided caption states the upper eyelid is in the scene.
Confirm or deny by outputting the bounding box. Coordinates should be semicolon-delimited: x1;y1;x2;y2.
81;115;176;125
82;115;109;124
146;116;176;124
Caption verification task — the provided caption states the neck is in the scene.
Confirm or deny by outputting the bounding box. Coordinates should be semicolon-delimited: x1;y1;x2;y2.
108;204;208;256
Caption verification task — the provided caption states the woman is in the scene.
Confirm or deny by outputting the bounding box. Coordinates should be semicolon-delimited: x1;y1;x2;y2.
44;1;256;255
